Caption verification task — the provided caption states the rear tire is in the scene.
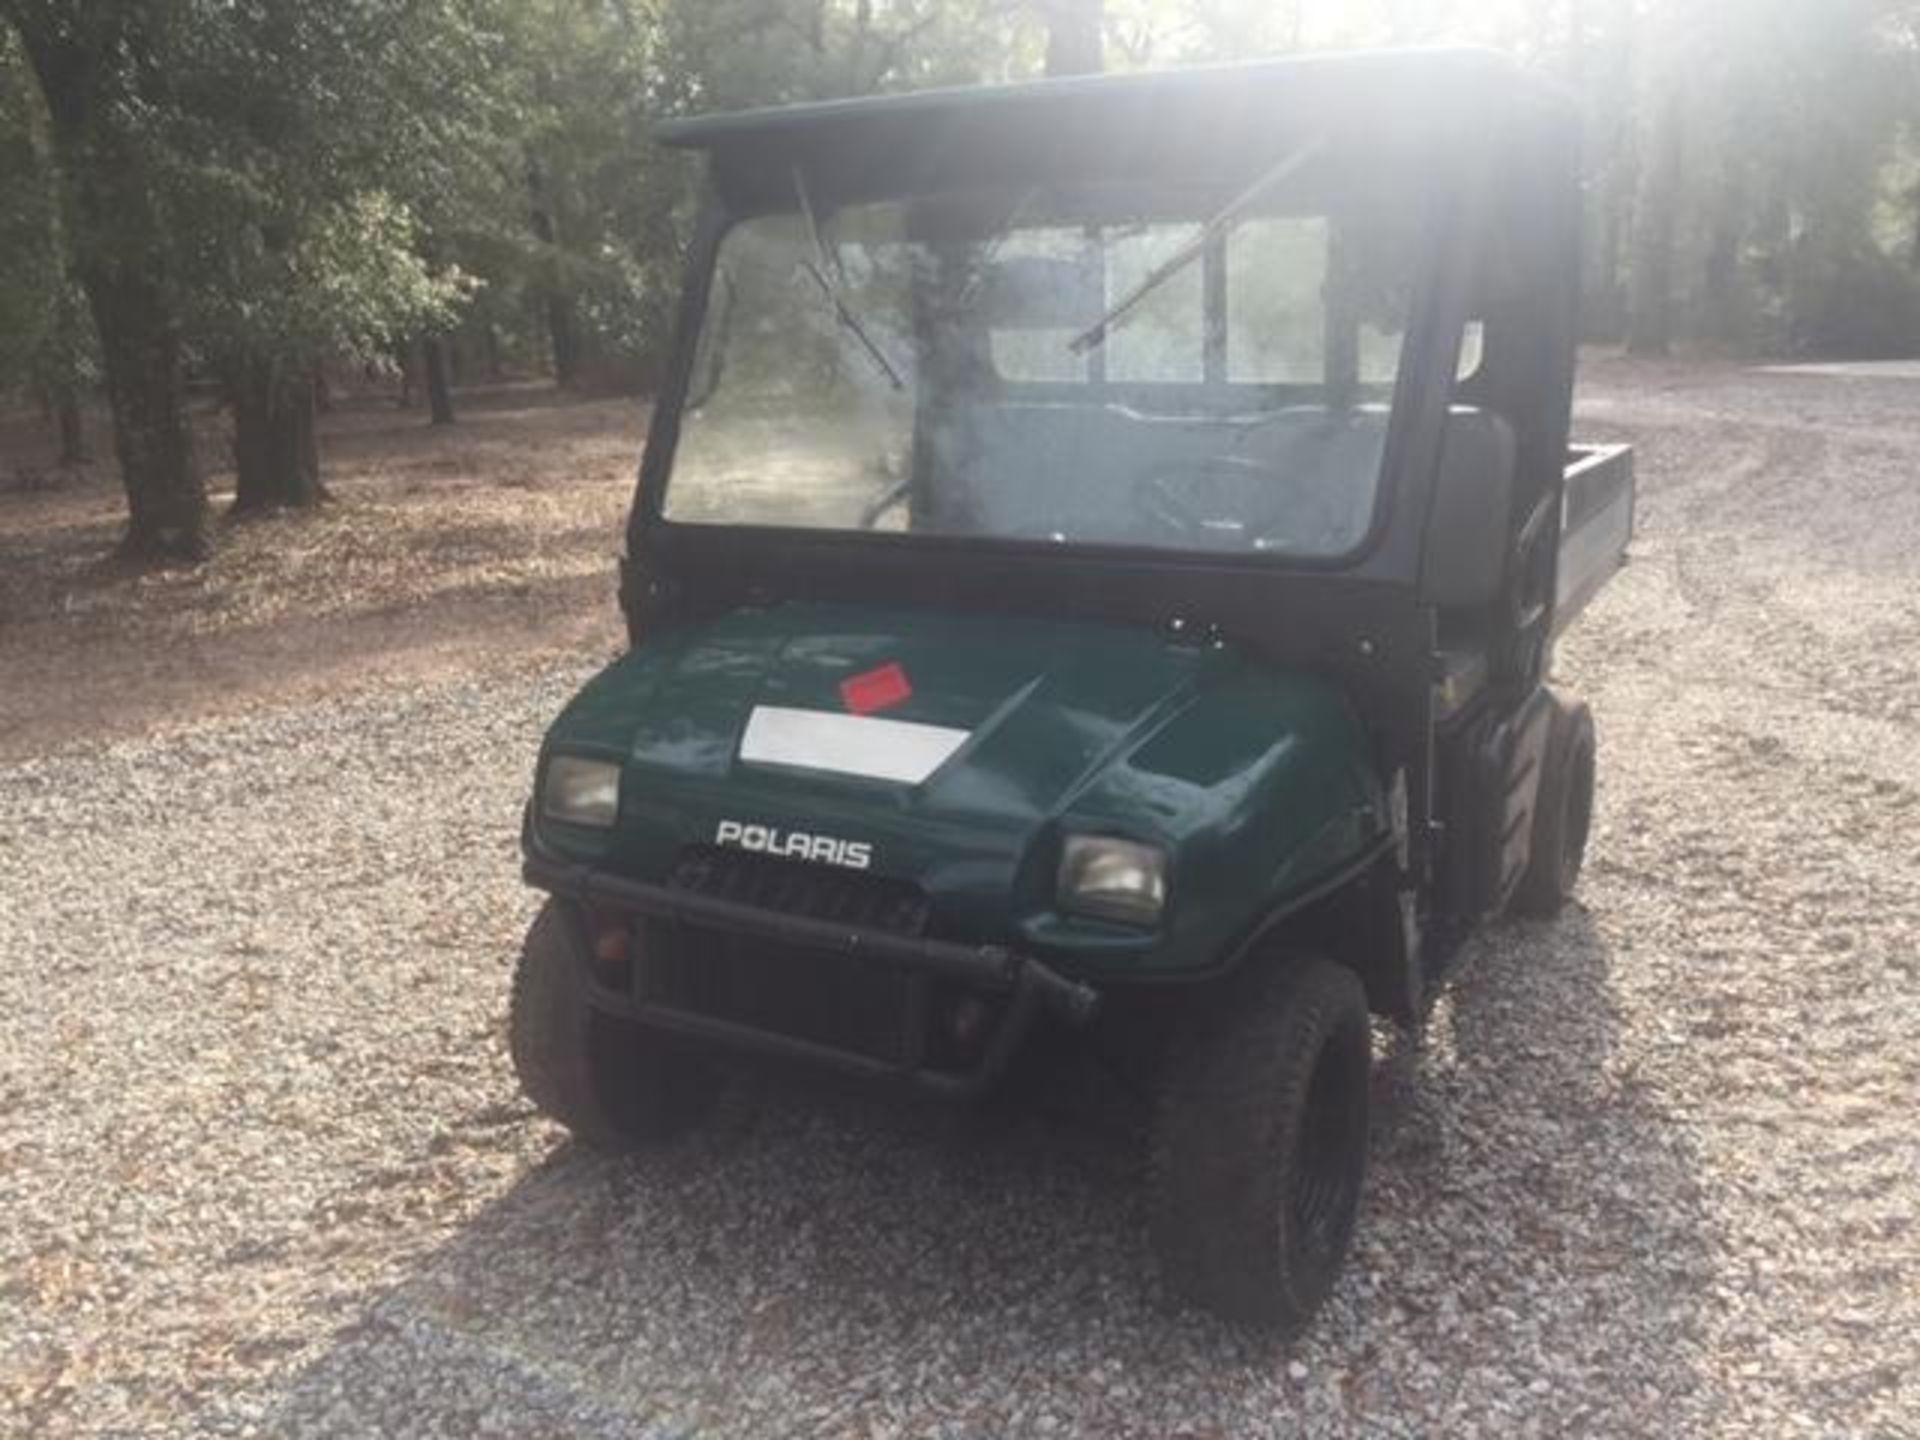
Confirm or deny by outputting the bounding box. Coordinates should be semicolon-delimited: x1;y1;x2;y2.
1511;697;1597;918
509;900;717;1149
1150;956;1371;1333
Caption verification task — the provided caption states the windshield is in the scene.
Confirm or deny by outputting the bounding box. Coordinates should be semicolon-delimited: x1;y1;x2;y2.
662;172;1429;559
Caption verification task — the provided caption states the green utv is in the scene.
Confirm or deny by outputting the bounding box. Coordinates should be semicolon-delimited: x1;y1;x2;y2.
513;50;1635;1334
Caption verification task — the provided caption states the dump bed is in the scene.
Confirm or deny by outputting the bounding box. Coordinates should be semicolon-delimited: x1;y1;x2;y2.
1555;444;1635;636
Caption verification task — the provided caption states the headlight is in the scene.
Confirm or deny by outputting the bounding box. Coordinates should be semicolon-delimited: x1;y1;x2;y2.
1058;835;1168;927
541;755;621;828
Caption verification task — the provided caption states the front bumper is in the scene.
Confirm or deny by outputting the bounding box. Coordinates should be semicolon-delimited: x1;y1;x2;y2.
522;838;1100;1098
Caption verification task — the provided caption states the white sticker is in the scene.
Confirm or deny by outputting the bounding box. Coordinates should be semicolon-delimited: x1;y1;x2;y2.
738;706;971;784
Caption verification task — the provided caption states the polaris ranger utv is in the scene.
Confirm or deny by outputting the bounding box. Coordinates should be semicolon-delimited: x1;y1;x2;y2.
512;49;1634;1334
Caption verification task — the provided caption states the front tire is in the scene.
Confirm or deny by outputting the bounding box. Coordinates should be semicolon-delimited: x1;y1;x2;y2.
1150;956;1371;1333
509;900;716;1149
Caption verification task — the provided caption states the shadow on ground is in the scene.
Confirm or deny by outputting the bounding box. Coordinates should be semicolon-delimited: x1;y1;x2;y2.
220;909;1714;1437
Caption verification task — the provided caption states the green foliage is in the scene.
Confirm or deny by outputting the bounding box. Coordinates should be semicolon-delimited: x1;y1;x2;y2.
210;193;477;361
172;0;515;364
0;30;49;375
1630;0;1920;353
507;0;692;381
0;26;93;394
6;0;515;370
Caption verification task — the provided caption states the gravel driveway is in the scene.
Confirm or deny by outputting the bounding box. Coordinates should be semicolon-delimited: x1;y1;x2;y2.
3;359;1916;1438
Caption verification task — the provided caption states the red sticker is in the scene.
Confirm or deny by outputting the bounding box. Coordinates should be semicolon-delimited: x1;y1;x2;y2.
840;661;912;715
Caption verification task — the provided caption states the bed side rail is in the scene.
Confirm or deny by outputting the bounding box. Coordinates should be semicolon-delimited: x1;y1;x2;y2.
1555;443;1635;636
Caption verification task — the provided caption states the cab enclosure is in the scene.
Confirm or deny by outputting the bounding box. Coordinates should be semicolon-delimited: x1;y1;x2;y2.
602;50;1628;1021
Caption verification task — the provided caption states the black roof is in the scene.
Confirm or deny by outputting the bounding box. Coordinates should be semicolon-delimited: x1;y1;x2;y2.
656;48;1570;153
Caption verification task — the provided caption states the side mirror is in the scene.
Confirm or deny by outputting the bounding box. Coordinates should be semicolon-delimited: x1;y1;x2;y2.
684;264;736;412
1419;410;1518;609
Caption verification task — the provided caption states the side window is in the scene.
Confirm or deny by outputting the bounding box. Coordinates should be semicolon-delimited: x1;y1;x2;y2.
1225;216;1329;383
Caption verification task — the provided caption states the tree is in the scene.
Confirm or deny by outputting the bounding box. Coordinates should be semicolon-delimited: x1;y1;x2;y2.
1039;0;1104;74
0;28;93;467
1626;83;1683;356
422;335;458;425
208;195;471;506
1621;0;1918;357
180;0;500;502
3;0;503;538
5;3;210;559
36;283;95;467
525;155;582;385
511;0;668;391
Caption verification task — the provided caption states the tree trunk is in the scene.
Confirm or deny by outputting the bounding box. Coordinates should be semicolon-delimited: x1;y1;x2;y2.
422;336;456;424
849;0;873;89
395;340;418;407
1041;0;1103;76
1589;160;1630;340
84;266;210;559
16;18;209;563
1627;89;1683;358
1702;170;1744;346
527;158;582;386
1573;0;1634;343
230;354;324;513
545;294;581;385
1909;182;1920;270
53;386;87;466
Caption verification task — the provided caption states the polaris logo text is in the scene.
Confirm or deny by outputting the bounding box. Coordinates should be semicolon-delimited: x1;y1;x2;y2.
715;819;873;871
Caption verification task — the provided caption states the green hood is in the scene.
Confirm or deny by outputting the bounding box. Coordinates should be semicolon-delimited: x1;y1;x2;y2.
536;602;1387;977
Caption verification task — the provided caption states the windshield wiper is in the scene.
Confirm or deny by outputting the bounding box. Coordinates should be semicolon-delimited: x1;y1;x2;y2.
793;166;906;391
1066;135;1326;358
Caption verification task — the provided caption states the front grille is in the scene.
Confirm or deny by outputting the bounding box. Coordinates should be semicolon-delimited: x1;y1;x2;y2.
641;847;932;1066
665;845;930;936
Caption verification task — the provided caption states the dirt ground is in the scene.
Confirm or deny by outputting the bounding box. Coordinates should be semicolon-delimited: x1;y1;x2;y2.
0;384;638;762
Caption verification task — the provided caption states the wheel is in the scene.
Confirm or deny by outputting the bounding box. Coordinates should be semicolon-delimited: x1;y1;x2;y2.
509;900;717;1149
1149;955;1372;1333
1510;696;1597;918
